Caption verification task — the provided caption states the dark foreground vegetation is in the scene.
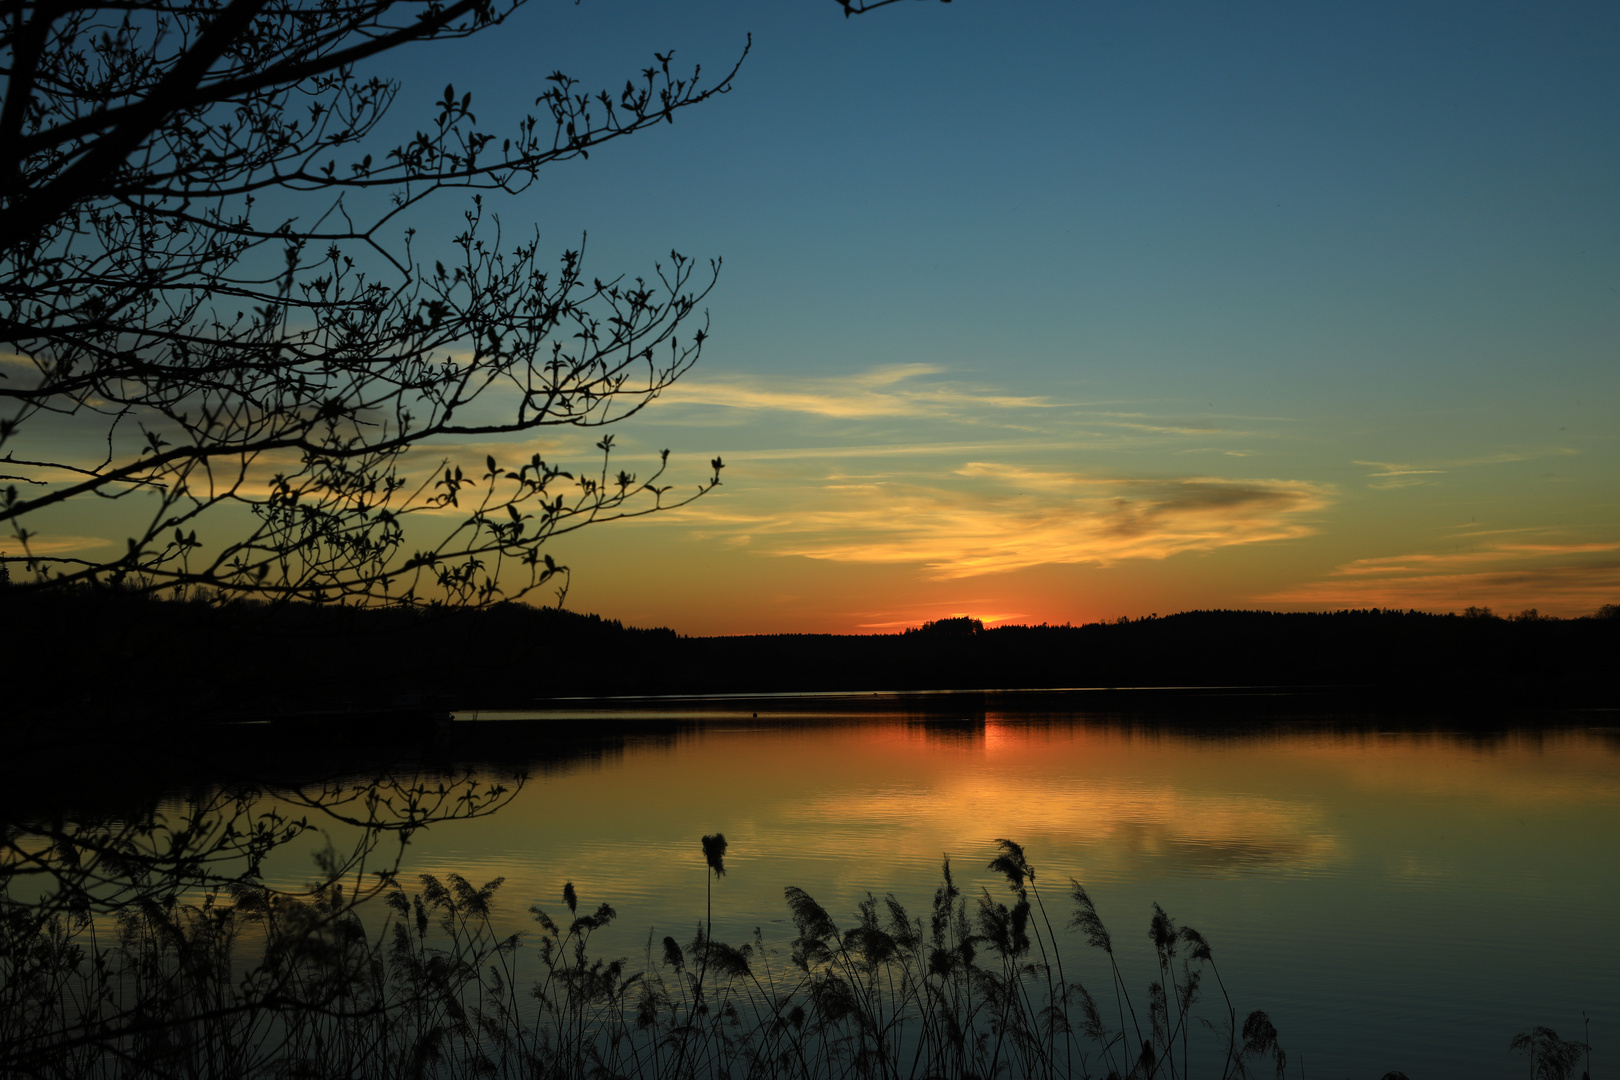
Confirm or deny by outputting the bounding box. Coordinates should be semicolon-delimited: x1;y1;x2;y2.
1;802;1595;1080
4;586;1617;723
0;833;1273;1080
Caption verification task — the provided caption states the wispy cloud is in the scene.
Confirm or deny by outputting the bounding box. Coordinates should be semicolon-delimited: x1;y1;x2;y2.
1094;415;1249;437
1355;462;1448;491
1355;448;1578;490
659;370;1274;450
680;467;1331;579
1264;538;1620;614
658;364;1058;419
697;440;1067;461
0;533;114;556
1327;541;1620;577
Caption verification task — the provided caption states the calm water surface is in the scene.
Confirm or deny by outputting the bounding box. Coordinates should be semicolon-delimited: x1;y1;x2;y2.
276;703;1620;1079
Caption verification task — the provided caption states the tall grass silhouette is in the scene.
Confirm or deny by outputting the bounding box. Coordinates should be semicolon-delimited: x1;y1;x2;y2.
0;835;1592;1079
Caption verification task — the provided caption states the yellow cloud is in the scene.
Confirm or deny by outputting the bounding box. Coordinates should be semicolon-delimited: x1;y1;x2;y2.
658;365;1057;418
0;533;115;555
677;469;1331;579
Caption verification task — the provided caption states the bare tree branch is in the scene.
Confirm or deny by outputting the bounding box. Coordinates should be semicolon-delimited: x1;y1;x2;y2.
1;0;747;606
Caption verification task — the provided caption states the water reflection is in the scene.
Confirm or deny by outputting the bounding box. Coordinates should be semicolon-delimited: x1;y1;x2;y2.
5;701;1618;1080
785;771;1340;877
0;762;526;1078
396;706;1619;1080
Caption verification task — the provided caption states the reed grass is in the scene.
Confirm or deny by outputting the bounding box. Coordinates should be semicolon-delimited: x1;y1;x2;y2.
0;838;1592;1080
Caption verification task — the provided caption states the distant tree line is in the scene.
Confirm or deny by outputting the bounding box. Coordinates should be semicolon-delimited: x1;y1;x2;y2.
4;587;1617;726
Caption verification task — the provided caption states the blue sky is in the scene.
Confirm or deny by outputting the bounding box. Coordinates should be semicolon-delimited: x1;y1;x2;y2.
337;0;1620;631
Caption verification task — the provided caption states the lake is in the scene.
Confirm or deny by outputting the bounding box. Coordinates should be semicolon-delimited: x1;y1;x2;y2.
13;692;1618;1078
306;694;1619;1080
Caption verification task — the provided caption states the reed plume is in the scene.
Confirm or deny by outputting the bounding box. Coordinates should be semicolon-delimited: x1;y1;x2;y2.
5;834;1576;1080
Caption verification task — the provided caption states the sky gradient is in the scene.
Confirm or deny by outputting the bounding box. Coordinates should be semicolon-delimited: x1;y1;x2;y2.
12;0;1618;633
519;0;1620;633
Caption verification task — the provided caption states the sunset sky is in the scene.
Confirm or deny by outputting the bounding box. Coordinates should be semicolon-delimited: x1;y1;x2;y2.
13;0;1619;634
515;0;1619;633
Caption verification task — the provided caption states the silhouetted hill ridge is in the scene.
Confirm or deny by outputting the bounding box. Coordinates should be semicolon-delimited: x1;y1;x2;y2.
3;588;1614;722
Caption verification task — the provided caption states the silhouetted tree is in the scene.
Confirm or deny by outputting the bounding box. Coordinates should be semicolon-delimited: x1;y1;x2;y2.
0;768;524;1073
905;615;985;636
1;0;743;605
2;767;519;925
